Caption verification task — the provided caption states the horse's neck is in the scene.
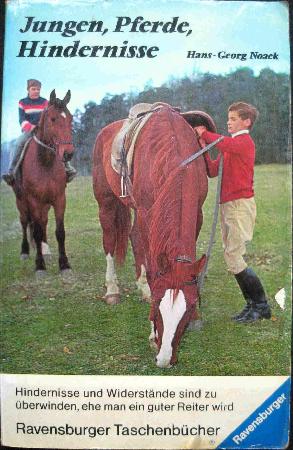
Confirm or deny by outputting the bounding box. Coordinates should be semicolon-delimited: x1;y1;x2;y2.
35;129;55;168
146;111;206;270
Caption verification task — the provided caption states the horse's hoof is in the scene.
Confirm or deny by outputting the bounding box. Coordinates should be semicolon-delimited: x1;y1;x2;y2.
104;294;120;305
35;270;47;279
61;268;73;274
149;339;158;351
60;268;74;280
20;253;29;260
187;319;204;331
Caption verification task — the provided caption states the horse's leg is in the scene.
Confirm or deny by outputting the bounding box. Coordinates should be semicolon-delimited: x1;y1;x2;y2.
195;208;203;241
40;216;51;258
20;217;30;259
53;194;71;272
41;241;52;258
16;203;30;260
18;205;51;259
15;197;30;259
130;212;151;303
105;252;120;305
99;196;121;305
29;200;47;273
149;321;158;351
188;207;204;331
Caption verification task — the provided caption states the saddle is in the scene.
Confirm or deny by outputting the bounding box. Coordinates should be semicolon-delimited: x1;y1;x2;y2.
111;102;178;177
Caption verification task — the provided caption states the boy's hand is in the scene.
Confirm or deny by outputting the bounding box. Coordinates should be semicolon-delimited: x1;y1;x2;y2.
199;137;206;148
194;125;207;137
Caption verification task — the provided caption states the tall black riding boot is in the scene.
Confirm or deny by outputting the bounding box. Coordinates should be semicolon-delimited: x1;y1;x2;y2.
231;271;252;321
235;268;271;323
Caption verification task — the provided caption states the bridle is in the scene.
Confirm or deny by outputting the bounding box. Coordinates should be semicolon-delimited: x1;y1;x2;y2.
33;134;56;153
33;105;73;155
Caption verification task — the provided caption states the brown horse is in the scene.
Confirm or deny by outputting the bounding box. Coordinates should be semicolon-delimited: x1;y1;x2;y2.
93;105;208;368
13;90;74;274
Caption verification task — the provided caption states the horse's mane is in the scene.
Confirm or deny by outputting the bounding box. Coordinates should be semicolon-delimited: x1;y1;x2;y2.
148;107;197;280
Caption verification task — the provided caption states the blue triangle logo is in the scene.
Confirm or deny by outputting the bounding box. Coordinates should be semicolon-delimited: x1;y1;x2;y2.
217;377;291;449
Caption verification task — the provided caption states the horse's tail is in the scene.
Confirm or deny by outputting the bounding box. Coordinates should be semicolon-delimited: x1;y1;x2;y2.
115;202;131;265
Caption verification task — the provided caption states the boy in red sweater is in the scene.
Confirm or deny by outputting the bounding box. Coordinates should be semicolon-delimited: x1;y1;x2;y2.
195;102;271;324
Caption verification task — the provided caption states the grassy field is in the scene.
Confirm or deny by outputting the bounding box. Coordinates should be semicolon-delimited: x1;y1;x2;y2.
0;164;291;376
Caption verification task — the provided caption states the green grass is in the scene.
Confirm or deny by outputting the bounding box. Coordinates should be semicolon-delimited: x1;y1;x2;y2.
0;164;291;375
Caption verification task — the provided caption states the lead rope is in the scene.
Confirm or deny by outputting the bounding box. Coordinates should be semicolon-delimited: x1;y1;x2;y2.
197;153;224;292
180;135;224;293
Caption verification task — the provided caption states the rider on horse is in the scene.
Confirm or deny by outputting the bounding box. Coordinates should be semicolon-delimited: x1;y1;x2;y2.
2;79;77;186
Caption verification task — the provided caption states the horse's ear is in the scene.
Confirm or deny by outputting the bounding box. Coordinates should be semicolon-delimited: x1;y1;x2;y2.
49;90;56;105
63;90;71;105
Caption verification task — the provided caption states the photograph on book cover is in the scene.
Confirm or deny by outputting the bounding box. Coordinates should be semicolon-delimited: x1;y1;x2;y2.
0;0;291;449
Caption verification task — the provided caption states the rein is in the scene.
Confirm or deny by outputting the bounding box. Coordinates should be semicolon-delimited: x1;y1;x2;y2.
33;135;73;153
198;154;223;292
33;135;56;153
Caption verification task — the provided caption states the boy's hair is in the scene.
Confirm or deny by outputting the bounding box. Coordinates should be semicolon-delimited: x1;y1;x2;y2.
27;79;41;89
228;102;259;129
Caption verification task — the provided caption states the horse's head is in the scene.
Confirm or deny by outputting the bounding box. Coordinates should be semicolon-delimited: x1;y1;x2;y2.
40;89;74;162
150;254;206;368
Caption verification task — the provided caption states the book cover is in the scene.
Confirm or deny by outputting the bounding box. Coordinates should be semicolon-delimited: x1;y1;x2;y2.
0;1;291;449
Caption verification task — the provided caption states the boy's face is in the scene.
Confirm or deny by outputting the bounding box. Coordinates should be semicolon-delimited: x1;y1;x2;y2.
28;85;41;99
227;111;251;134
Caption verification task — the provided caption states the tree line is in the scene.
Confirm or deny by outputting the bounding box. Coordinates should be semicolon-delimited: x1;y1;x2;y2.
72;68;290;174
1;68;290;176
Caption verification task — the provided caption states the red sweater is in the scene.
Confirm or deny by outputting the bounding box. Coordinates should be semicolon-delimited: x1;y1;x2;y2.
202;130;255;204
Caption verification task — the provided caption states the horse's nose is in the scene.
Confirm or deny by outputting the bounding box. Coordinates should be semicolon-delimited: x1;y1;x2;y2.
63;151;73;161
155;356;172;369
